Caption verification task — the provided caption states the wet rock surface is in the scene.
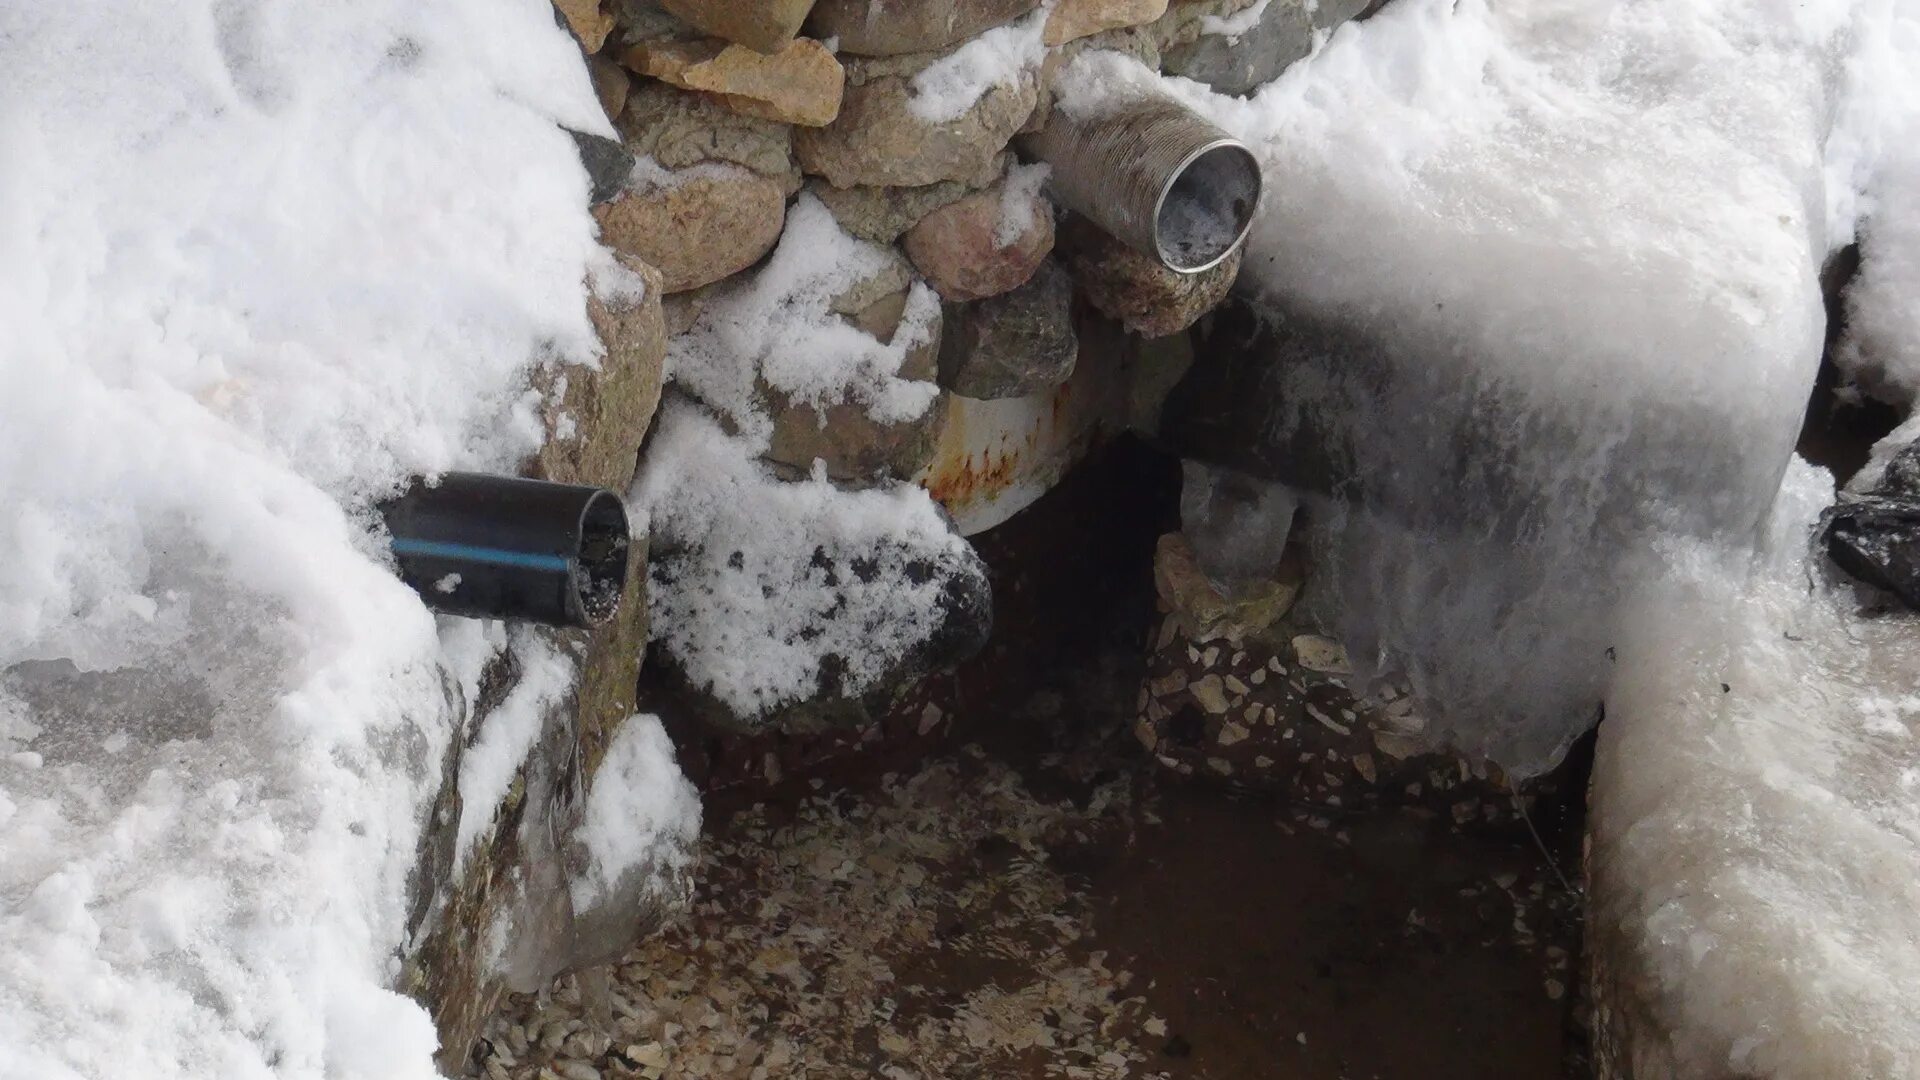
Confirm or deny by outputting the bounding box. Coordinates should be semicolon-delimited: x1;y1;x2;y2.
1824;439;1920;608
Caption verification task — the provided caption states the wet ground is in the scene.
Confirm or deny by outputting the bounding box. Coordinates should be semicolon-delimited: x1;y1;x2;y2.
474;440;1589;1079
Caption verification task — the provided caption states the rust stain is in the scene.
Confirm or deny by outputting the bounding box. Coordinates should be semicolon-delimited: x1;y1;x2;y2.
924;445;1025;506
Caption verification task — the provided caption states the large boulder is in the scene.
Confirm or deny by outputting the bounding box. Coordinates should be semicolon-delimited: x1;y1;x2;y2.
593;165;787;292
408;256;692;1070
937;258;1077;399
806;0;1040;56
639;399;992;735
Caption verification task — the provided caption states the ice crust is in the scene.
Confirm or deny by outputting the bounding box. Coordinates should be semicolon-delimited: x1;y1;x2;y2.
1063;0;1884;772
1592;458;1920;1077
0;2;697;1077
1084;0;1920;1066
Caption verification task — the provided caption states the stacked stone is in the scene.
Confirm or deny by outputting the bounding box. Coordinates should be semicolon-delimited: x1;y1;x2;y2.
528;0;1335;780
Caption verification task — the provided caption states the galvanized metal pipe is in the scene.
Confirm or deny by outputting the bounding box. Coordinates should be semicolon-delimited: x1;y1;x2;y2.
1020;91;1261;273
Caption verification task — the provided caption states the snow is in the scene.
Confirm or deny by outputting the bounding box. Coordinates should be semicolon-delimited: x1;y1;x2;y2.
0;0;693;1076
994;162;1052;247
1075;0;1920;1065
452;630;575;870
637;400;978;722
668;195;941;448
1061;0;1881;772
1837;5;1920;402
569;714;701;912
907;5;1051;123
1199;0;1273;41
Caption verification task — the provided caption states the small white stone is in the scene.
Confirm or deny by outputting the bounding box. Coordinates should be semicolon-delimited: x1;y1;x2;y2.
1292;635;1352;674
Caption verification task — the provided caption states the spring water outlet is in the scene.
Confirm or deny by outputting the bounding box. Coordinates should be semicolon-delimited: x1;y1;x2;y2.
1021;92;1261;273
380;473;631;628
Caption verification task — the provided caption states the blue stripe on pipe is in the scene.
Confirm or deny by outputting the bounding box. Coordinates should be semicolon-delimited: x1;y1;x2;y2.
390;538;572;573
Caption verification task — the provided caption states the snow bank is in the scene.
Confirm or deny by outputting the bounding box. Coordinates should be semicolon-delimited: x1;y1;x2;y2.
637;400;979;721
1064;0;1883;771
0;2;679;1076
1592;457;1920;1076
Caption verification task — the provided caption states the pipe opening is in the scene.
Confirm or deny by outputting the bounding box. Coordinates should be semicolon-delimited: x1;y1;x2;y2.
574;489;630;625
1155;141;1261;273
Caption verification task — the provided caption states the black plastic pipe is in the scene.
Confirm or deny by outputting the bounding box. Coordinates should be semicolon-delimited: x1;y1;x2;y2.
380;473;630;628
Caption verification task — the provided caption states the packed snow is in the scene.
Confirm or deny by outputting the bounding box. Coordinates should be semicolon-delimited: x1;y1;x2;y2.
637;400;979;722
452;631;576;870
0;1;697;1077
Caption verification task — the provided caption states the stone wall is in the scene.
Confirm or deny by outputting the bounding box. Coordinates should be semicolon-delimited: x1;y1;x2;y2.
406;0;1381;1068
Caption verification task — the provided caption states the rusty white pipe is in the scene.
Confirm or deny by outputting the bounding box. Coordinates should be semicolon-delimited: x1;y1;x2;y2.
1020;89;1261;274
